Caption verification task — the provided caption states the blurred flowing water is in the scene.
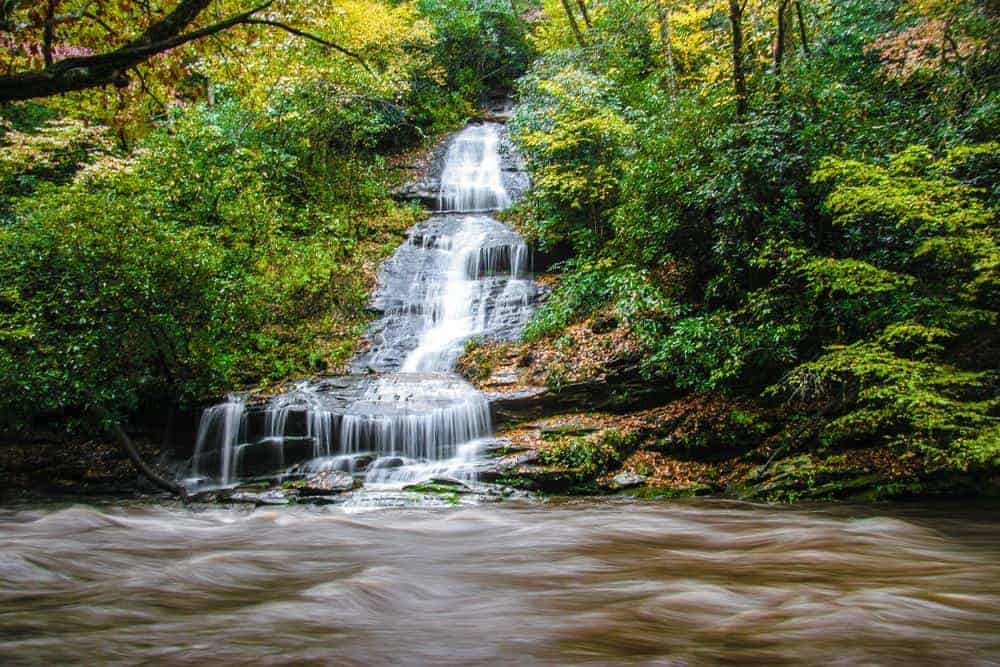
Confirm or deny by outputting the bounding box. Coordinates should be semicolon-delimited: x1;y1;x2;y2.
1;499;998;665
189;122;535;490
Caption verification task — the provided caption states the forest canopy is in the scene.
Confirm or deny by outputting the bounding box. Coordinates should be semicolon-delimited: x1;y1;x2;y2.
510;0;999;474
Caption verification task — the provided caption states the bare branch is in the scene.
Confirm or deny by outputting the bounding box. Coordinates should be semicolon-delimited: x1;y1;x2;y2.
243;18;372;74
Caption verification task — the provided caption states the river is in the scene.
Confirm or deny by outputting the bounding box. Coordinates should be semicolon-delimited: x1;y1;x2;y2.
1;498;998;665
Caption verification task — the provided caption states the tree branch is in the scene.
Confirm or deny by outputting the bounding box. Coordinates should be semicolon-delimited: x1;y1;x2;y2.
242;18;372;74
95;408;188;499
0;0;372;102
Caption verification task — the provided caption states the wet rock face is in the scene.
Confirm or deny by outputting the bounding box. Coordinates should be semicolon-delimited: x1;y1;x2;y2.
391;122;529;208
608;471;646;490
357;122;535;375
352;214;538;375
297;470;356;495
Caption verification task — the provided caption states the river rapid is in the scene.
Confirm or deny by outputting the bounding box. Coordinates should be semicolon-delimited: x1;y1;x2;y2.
1;498;998;665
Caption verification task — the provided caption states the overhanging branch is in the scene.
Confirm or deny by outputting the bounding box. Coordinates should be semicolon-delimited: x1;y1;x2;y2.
243;18;372;74
0;0;370;102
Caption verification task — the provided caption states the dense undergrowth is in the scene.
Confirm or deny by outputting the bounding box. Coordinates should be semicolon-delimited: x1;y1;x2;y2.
491;0;999;494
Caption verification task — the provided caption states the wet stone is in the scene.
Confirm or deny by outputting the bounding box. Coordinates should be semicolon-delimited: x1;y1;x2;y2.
295;470;356;495
608;471;646;490
230;490;292;506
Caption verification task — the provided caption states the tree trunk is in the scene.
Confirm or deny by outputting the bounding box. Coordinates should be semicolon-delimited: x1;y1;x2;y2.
576;0;592;28
656;0;677;94
729;0;748;117
795;1;810;55
97;408;188;499
560;0;587;47
109;419;189;499
774;0;790;94
42;1;58;67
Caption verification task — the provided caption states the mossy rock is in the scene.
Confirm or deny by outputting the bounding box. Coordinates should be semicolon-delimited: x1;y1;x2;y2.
621;484;714;500
737;455;893;502
539;421;602;438
402;481;471;495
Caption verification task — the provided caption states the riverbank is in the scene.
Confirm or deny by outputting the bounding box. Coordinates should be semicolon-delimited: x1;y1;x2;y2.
456;317;1000;503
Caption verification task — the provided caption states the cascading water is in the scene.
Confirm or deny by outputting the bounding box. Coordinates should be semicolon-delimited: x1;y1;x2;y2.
188;122;534;490
191;394;246;486
438;124;510;213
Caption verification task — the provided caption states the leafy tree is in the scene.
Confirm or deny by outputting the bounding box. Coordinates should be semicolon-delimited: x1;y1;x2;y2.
511;0;999;481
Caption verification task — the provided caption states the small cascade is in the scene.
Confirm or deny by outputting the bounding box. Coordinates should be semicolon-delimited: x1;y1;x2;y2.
340;374;491;461
191;394;246;486
188;122;534;491
263;384;335;461
438;124;510;213
400;216;532;374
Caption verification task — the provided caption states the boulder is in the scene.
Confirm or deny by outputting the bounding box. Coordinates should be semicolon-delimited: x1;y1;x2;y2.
230;489;292;506
608;471;646;490
296;470;356;495
403;477;474;494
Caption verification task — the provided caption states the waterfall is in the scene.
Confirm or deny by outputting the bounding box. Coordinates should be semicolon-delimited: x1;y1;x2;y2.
188;122;534;489
191;394;246;486
340;375;492;461
400;217;531;373
438;125;510;213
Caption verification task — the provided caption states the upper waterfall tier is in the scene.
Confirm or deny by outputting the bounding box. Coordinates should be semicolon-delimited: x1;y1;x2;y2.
437;124;511;213
353;123;535;375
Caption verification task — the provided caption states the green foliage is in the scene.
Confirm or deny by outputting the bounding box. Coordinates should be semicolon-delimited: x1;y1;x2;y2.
0;117;115;217
418;0;533;99
514;0;1000;477
511;56;632;249
0;0;497;435
539;429;626;476
524;259;674;341
0;87;422;430
0;188;249;424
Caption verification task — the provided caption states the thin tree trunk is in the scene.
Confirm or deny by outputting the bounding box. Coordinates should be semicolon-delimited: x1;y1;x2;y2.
729;0;748;116
110;421;188;498
656;0;677;94
560;0;587;47
774;0;790;95
576;0;592;28
99;409;188;499
795;1;810;54
42;1;58;67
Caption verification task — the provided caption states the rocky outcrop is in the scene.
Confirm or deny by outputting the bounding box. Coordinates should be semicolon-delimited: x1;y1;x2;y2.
485;361;675;426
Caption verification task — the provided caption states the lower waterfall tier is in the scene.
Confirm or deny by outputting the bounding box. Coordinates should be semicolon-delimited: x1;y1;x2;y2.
188;374;494;488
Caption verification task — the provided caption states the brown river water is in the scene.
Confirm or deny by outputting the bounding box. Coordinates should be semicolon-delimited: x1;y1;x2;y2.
1;497;998;665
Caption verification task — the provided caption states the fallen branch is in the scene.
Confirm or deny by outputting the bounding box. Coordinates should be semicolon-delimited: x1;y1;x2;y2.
98;410;189;500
